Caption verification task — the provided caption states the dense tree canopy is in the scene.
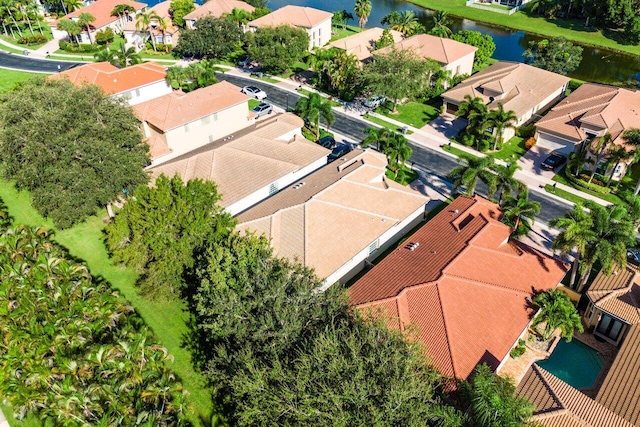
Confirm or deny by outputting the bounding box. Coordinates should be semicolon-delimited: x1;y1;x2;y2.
105;174;234;299
169;0;195;27
246;25;310;73
173;15;243;59
451;30;496;70
0;212;185;425
0;78;149;228
186;232;466;426
523;37;583;75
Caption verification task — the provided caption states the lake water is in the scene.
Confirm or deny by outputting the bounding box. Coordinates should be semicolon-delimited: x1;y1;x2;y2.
267;0;640;86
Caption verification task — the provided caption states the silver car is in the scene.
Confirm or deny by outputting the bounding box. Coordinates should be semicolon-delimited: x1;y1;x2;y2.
241;85;267;100
251;102;273;116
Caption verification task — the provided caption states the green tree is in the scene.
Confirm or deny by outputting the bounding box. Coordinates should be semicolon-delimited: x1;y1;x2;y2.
451;30;496;70
375;27;395;49
0;78;149;228
166;59;221;92
501;189;540;237
246;24;309;74
531;289;583;341
523;37;583;75
381;10;424;37
362;126;392;151
243;0;266;8
136;10;161;51
0;221;185;425
566;149;593;177
605;144;631;185
588;132;612;183
456;95;492;152
110;3;134;27
494;161;524;205
169;0;195;27
320;49;362;99
77;11;95;44
488;103;518;151
384;132;412;177
619;129;640;195
464;363;534;427
448;155;498;197
94;43;142;67
332;9;353;30
429;11;452;38
354;0;371;30
56;17;80;44
174;15;243;59
294;92;335;140
62;0;81;12
105;174;234;299
365;47;439;111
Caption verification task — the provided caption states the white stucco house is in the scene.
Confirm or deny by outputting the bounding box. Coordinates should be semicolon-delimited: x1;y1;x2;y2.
246;5;333;50
122;0;179;50
183;0;255;30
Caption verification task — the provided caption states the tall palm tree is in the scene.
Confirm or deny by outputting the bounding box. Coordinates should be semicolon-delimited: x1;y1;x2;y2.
110;4;135;27
588;132;612;183
384;133;412;177
617;129;640;195
57;18;80;44
550;203;595;290
1;0;22;37
605;145;631;186
488;103;517;151
494;162;524;205
136;10;161;51
501;189;540;237
566;149;592;177
294;93;335;140
381;10;423;37
429;11;452;38
77;12;95;45
362;126;392;152
531;289;583;341
354;0;371;30
340;9;353;29
96;43;142;67
63;0;81;12
448;155;497;197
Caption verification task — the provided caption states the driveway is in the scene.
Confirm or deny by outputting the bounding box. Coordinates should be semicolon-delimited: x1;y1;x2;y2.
421;113;467;144
518;144;572;178
0;51;83;73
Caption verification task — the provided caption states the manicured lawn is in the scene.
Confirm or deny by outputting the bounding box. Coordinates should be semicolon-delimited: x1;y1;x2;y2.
442;142;481;160
330;25;360;41
544;183;591;205
248;99;261;109
250;74;279;84
363;113;414;134
386;165;419;186
0;180;214;427
376;100;440;128
296;88;342;106
406;0;640;56
278;60;310;78
493;136;526;161
551;168;623;205
0;68;42;92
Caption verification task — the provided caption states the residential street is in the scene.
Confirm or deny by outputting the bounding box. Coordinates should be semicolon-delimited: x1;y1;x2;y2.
0;51;82;73
217;72;573;224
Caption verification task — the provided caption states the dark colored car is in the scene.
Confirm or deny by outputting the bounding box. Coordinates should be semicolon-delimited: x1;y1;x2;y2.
628;249;640;266
541;153;568;170
327;144;352;163
316;135;336;149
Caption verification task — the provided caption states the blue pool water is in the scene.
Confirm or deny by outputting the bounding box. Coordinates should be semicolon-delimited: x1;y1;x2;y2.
536;339;604;389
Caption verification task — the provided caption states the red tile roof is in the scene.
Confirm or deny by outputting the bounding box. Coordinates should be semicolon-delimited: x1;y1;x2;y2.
54;0;147;29
350;195;567;380
51;62;167;95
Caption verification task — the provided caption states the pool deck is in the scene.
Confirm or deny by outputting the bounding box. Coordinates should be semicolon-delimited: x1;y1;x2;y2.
572;332;618;398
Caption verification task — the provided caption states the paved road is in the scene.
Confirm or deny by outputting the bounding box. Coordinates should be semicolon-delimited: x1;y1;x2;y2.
219;72;572;223
0;51;83;73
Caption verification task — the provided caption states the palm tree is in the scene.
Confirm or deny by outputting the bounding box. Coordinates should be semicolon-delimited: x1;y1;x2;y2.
136;10;161;51
429;11;452;38
57;18;80;44
501;189;540;237
531;289;583;341
362;127;392;152
494;162;524;205
110;4;135;27
354;0;371;30
63;0;81;12
617;129;640;195
294;93;335;140
605;145;631;186
550;203;595;290
166;65;186;89
384;133;412;178
96;43;142;67
1;0;22;37
456;94;486;121
488;103;517;151
77;12;95;45
588;132;612;183
448;155;497;197
339;9;353;29
566;149;592;177
381;10;423;37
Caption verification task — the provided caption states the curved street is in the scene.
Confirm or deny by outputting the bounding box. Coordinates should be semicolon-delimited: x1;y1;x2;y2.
0;51;83;73
216;72;573;224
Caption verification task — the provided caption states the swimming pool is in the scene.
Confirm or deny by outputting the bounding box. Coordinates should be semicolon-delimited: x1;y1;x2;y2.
536;339;604;389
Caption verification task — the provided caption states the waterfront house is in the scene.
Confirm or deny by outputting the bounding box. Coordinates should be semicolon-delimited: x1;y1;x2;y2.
184;0;254;30
246;5;333;50
349;195;567;383
122;0;179;49
235;149;428;287
442;61;570;141
328;27;403;62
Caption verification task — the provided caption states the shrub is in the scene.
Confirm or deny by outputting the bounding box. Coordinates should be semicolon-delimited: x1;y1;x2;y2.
517;124;536;139
567;79;583;93
567;173;612;194
524;137;537;149
18;34;48;45
95;27;114;45
510;339;526;359
59;42;99;53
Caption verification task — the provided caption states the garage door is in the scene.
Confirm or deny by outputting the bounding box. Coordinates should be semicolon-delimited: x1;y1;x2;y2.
446;103;458;115
536;131;578;155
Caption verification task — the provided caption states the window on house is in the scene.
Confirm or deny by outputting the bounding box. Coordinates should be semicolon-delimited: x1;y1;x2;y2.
596;314;624;341
213;112;218;121
202;115;211;125
368;239;379;256
269;182;279;195
456;65;461;75
135;89;141;97
184;124;189;133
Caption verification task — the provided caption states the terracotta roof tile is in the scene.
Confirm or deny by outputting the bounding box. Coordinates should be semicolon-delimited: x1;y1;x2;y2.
122;0;179;34
248;5;332;29
133;81;250;131
328;27;403;61
236;150;428;281
349;196;567;379
519;365;633;427
54;0;147;29
51;62;167;95
442;61;570;119
587;267;640;324
184;0;254;21
597;325;640;425
373;33;477;65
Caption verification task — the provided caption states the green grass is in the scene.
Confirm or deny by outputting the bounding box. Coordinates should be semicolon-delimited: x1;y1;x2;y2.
0;180;214;427
329;25;361;41
248;99;261;109
363;113;414;134
551;168;623;205
493;136;526;161
0;68;42;92
544;183;592;205
376;100;440;128
250;74;279;84
296;88;342;107
406;0;640;56
278;60;310;78
442;141;481;160
385;165;419;185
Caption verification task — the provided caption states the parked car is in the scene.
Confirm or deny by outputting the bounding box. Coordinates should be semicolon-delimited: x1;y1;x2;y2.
241;85;267;100
327;144;352;163
251;102;273;117
364;95;386;109
316;135;336;149
541;153;568;170
628;249;640;266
